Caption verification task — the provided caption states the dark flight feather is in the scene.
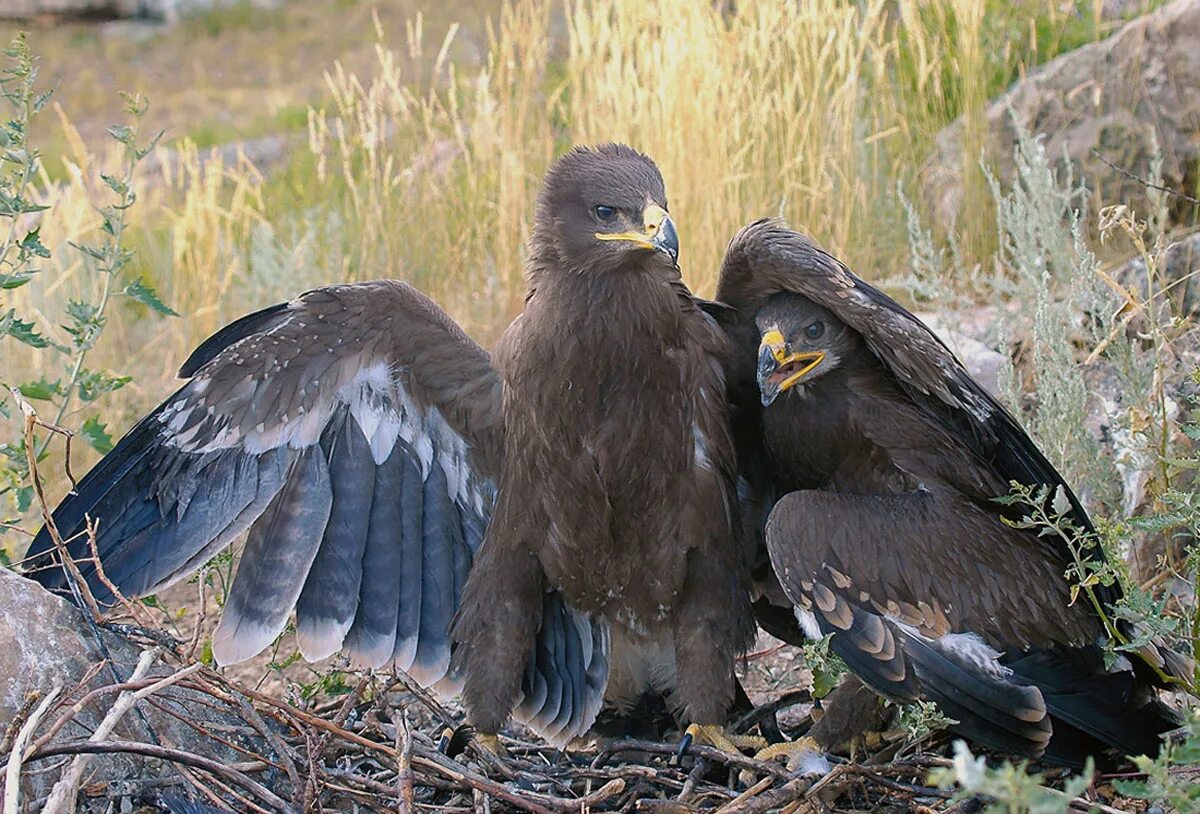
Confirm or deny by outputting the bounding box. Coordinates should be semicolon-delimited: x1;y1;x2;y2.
295;411;376;661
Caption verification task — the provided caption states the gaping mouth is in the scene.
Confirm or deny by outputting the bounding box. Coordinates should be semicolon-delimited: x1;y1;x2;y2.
757;343;825;406
768;351;824;391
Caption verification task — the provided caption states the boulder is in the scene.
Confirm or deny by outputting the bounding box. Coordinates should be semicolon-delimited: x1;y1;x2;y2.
1115;230;1200;316
0;568;264;806
0;0;120;19
923;0;1200;233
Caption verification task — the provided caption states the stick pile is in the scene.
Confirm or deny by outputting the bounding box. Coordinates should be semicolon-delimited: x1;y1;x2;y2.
1;639;964;814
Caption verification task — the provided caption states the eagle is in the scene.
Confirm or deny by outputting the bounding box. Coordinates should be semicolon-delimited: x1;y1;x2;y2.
25;143;757;754
715;219;1186;766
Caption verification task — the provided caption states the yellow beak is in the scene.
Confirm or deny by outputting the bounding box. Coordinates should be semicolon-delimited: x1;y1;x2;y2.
757;329;825;406
595;204;680;262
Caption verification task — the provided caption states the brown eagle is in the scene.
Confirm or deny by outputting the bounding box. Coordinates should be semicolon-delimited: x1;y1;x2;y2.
26;144;755;753
715;219;1185;766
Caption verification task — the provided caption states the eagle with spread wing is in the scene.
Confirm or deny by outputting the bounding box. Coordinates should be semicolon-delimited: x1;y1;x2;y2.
716;220;1186;766
26;144;755;753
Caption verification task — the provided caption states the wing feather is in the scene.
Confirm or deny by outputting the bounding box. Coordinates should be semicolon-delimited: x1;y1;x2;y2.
295;412;376;661
27;279;610;746
766;489;1178;762
212;445;333;664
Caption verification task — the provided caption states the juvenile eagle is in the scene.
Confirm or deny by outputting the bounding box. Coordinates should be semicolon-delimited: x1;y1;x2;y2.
716;219;1185;766
26;144;755;752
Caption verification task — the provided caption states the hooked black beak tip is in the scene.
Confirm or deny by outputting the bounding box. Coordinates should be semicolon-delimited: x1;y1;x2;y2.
654;214;680;263
757;345;782;406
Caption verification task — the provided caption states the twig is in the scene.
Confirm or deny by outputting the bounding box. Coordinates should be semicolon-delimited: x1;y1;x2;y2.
43;651;200;814
717;773;820;814
397;709;415;814
16;392;101;621
0;691;44;756
224;682;302;803
85;515;149;625
1090;150;1200;206
715;775;773;812
27;741;291;812
3;681;62;814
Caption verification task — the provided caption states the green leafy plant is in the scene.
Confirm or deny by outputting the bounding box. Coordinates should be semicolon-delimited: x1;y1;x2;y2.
896;699;958;754
931;741;1094;814
0;36;174;549
800;633;848;700
1114;713;1200;812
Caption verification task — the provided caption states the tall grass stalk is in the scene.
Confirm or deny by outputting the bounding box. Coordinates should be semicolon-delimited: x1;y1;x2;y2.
1;0;1125;512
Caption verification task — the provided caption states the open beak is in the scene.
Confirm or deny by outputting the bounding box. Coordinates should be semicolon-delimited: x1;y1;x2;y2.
757;329;825;406
595;204;679;263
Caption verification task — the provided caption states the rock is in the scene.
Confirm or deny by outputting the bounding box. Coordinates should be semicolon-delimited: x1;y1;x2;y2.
0;0;121;19
0;0;279;21
1115;230;1200;316
119;0;281;22
916;309;1007;398
923;0;1200;233
0;568;263;804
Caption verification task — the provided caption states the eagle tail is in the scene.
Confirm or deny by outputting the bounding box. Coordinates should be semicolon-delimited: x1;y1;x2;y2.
1004;648;1181;766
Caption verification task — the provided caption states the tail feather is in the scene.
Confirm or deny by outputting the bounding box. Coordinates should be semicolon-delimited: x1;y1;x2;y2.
1005;648;1180;764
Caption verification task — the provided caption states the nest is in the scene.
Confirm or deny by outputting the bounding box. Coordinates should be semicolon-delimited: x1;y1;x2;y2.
1;630;975;814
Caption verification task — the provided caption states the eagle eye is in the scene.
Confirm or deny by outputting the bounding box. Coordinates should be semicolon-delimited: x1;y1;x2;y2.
593;205;618;223
804;321;825;340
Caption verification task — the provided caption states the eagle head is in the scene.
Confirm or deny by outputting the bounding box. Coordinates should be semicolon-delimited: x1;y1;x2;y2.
755;293;852;406
533;143;679;275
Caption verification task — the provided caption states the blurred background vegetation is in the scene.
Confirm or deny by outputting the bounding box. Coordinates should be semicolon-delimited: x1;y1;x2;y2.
2;0;1199;801
0;0;1177;453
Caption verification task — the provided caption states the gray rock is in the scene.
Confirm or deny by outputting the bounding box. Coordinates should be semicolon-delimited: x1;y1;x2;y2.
0;568;264;805
1115;230;1200;316
0;0;119;19
923;0;1200;233
0;0;279;21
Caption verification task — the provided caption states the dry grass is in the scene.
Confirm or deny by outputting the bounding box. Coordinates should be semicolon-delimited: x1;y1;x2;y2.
4;0;1129;516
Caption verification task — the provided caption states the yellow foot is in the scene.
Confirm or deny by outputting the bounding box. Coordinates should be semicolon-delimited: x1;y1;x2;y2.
677;723;769;763
473;731;507;757
753;736;831;776
437;727;507;758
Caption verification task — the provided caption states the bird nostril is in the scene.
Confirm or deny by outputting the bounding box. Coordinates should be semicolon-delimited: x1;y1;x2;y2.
646;223;659;235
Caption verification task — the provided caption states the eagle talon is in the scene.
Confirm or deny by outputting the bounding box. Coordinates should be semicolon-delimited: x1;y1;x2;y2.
673;731;694;765
677;723;769;764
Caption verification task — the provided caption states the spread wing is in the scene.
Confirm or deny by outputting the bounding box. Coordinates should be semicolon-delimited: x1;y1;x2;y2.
25;281;500;685
715;218;1109;604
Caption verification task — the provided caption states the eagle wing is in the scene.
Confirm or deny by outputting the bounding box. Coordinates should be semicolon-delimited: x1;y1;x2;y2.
762;485;1181;760
715;220;1183;761
25;281;608;736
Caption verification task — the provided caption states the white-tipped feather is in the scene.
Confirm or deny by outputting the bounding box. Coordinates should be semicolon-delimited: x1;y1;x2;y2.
212;615;284;666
